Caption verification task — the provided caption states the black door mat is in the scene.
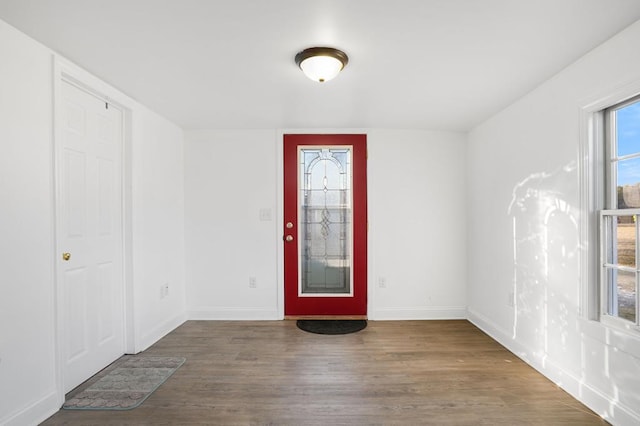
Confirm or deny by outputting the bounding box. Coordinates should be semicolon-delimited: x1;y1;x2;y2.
296;320;367;335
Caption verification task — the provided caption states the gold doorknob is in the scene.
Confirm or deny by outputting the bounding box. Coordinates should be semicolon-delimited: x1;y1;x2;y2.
62;252;71;261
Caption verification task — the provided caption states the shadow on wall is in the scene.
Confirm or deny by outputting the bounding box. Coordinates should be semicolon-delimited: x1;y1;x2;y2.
508;162;579;365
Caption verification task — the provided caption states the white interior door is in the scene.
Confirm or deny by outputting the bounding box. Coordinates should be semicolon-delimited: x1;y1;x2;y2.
58;80;124;392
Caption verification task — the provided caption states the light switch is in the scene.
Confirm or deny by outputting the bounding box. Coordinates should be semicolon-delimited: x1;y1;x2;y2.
259;208;272;221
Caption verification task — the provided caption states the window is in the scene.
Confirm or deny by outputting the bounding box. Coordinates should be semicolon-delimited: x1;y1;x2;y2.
600;96;640;327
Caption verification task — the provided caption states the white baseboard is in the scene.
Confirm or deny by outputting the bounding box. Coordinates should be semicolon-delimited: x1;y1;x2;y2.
188;307;281;320
370;306;467;320
467;308;640;426
136;311;187;353
1;389;60;426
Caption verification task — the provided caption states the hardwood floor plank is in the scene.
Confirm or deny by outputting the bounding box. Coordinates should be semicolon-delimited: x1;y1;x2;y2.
42;320;607;425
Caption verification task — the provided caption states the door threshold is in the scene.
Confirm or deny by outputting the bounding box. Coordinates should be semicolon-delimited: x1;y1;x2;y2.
285;315;368;320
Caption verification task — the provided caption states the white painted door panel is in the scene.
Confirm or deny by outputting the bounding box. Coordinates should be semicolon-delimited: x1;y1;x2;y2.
59;81;124;392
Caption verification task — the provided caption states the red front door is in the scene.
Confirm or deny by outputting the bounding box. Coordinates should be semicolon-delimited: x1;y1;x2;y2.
283;134;367;317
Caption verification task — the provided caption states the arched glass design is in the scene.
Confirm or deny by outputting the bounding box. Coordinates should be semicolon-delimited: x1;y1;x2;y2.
299;147;352;295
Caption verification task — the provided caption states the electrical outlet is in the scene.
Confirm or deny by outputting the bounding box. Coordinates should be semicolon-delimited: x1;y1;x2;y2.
378;277;386;288
249;277;257;288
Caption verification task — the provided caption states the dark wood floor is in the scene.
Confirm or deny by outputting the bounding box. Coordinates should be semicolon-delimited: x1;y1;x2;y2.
42;320;606;425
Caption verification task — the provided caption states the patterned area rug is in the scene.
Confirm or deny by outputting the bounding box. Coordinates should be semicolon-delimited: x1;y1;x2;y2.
63;355;186;410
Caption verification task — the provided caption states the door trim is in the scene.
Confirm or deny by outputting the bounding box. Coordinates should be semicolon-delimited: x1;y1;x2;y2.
276;129;369;319
53;57;133;402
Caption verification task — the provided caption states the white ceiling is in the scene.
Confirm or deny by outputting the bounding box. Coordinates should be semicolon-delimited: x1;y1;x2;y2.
2;0;640;131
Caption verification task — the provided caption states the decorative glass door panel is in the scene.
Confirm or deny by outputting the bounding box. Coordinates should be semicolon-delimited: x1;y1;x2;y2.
284;134;367;317
299;147;352;296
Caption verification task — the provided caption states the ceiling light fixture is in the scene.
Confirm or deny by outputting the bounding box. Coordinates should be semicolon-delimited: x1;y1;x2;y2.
295;47;349;83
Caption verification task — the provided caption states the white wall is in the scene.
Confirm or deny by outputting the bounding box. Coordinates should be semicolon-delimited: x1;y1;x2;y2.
131;108;187;351
184;129;467;320
185;130;279;319
467;20;640;426
368;130;467;319
0;19;186;425
0;19;59;426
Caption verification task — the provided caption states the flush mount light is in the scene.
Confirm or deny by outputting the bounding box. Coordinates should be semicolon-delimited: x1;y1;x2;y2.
295;47;349;83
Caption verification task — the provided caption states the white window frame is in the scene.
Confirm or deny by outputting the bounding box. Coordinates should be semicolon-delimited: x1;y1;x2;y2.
599;96;640;330
599;209;640;330
580;86;640;335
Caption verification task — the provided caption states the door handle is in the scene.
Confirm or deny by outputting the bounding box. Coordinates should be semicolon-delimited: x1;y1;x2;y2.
284;235;294;242
62;252;71;261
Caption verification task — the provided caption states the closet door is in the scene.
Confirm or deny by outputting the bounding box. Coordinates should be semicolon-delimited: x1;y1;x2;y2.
58;80;125;391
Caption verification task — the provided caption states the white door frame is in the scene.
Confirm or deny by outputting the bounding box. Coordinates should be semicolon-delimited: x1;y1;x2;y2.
52;57;134;403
